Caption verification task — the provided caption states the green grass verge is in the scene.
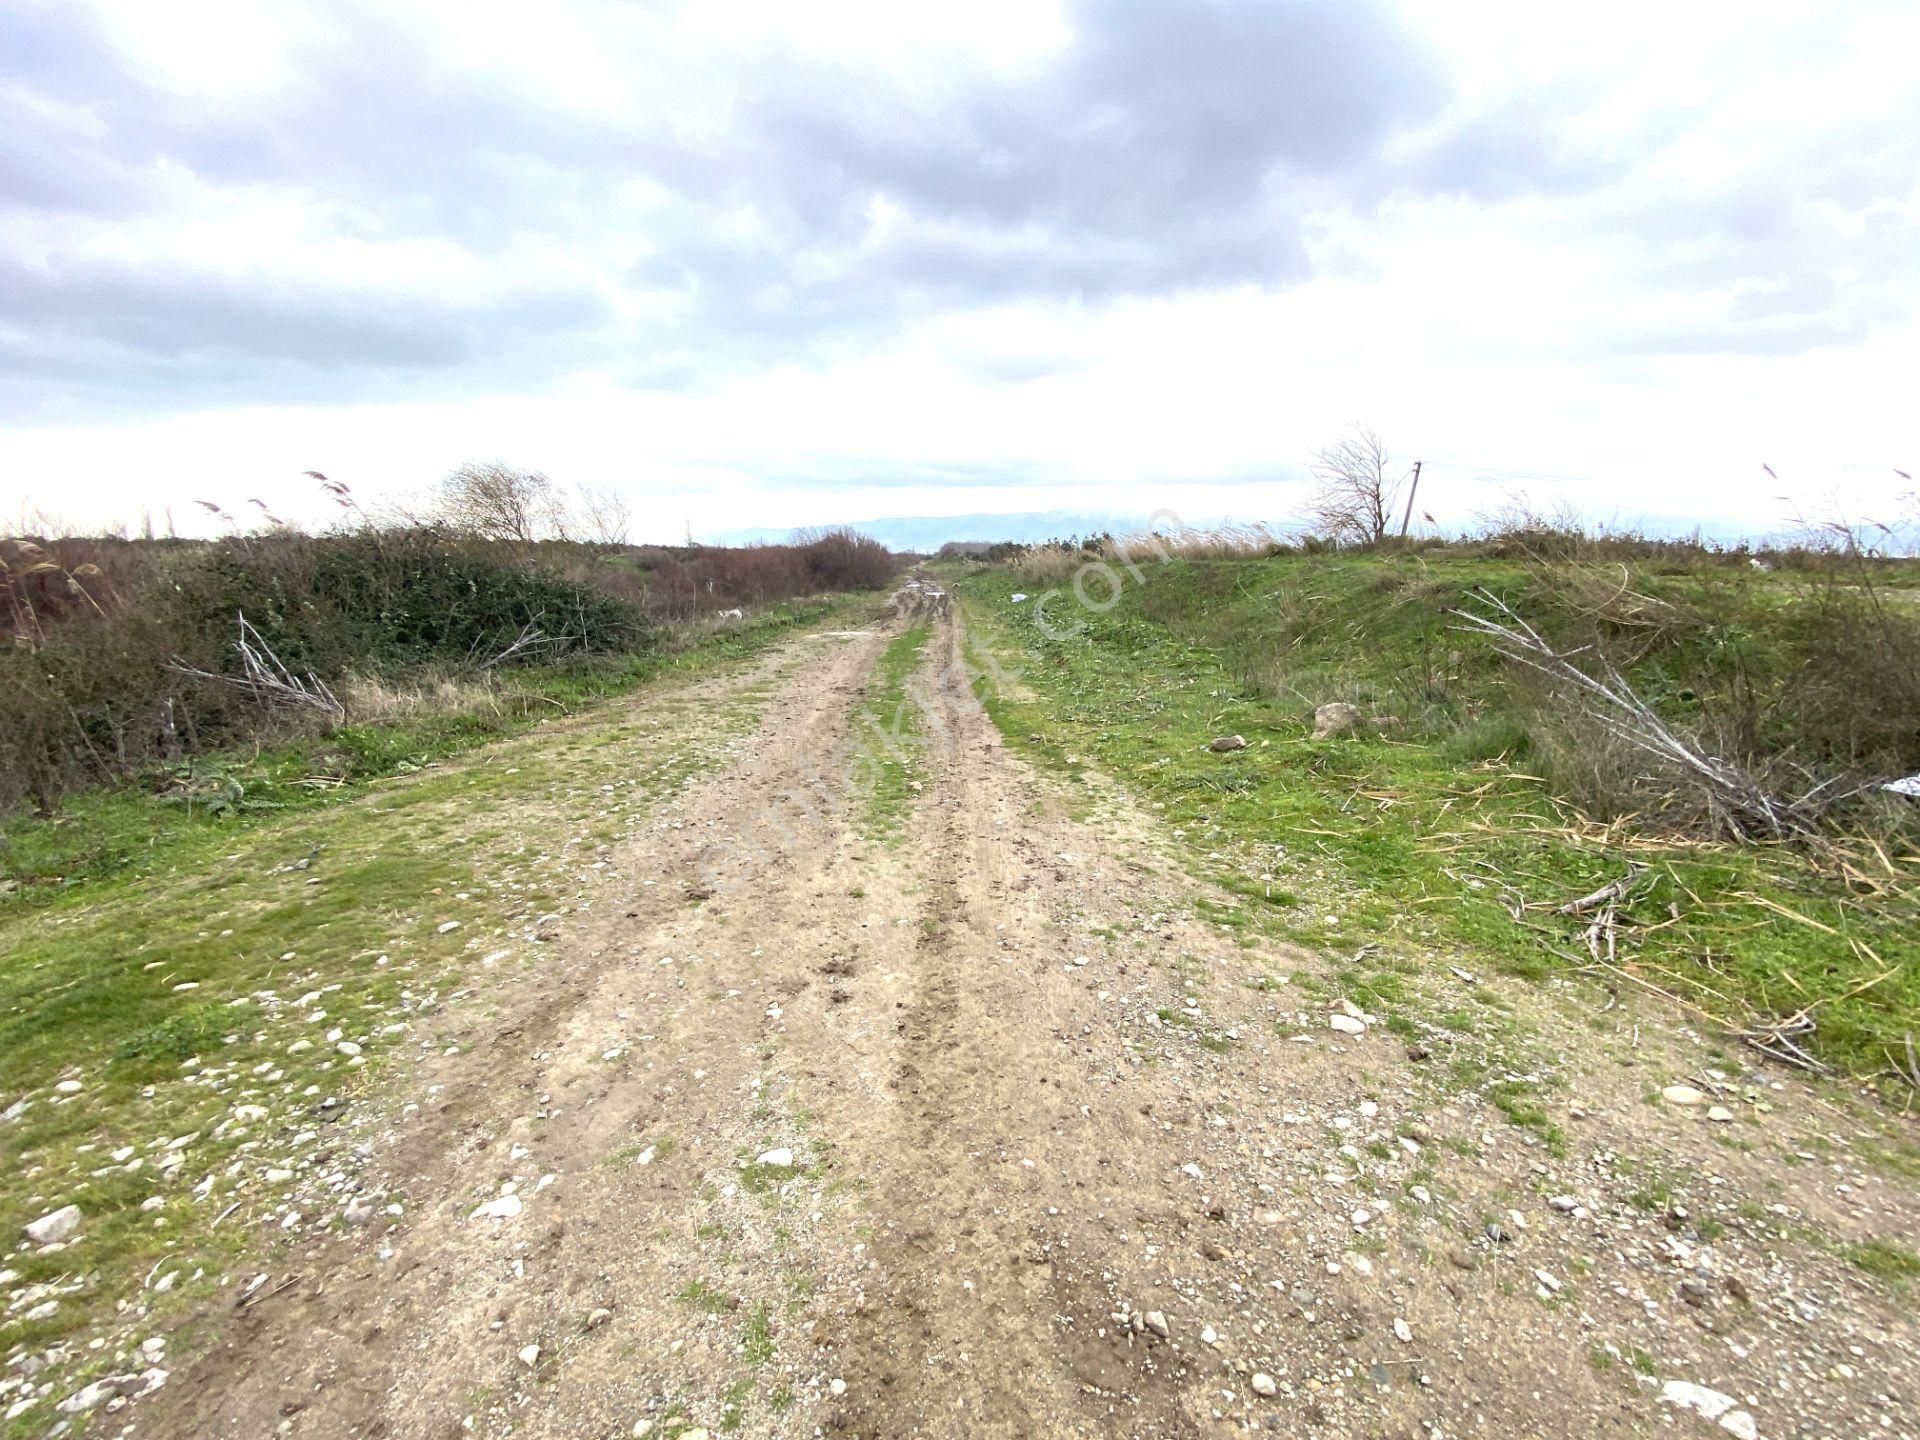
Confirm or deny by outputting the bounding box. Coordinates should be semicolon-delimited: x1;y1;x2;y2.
855;622;932;840
952;560;1917;1083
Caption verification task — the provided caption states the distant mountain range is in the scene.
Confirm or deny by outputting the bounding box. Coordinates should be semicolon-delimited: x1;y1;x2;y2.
703;509;1184;552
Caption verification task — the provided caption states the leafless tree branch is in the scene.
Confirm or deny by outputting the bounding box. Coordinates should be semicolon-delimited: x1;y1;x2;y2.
170;613;344;721
1308;425;1403;546
1450;588;1818;841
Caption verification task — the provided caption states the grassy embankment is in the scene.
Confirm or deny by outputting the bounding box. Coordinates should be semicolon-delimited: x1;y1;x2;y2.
0;593;876;1426
954;551;1919;1089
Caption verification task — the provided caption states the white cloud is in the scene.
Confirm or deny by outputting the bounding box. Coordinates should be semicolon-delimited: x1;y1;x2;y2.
1;0;1914;541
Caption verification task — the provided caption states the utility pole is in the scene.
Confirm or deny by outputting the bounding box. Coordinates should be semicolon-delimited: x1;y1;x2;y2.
1397;460;1423;538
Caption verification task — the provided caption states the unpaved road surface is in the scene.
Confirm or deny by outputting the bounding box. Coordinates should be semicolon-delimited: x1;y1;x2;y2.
135;600;1918;1440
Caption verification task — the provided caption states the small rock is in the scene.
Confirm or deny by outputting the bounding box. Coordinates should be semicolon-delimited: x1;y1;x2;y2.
1548;1195;1579;1213
1707;1105;1735;1124
1661;1085;1706;1106
1392;1318;1412;1343
755;1148;794;1168
517;1344;540;1369
1660;1379;1752;1435
26;1205;82;1245
1209;735;1247;753
1250;1373;1277;1398
829;1378;847;1397
56;1380;117;1414
1312;702;1360;739
1143;1310;1170;1339
1181;1162;1204;1180
586;1308;612;1330
1534;1269;1562;1295
1328;1014;1366;1036
54;1079;83;1095
470;1194;524;1222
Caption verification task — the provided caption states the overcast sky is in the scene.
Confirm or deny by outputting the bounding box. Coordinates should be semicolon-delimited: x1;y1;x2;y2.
2;0;1915;541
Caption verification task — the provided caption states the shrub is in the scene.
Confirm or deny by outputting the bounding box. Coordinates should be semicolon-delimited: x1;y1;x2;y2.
164;527;650;674
1;516;900;818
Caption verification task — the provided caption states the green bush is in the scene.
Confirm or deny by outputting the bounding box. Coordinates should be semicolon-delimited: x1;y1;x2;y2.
165;528;652;674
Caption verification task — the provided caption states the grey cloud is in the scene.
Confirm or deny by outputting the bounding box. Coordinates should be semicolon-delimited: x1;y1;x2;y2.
0;0;1461;414
1397;84;1646;202
8;0;1908;415
0;251;611;419
731;0;1445;302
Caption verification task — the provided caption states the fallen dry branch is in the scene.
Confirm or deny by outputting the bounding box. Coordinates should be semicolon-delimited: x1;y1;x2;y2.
1738;1011;1830;1074
1556;861;1649;915
1890;1034;1920;1094
170;613;344;723
472;617;557;671
1450;589;1818;842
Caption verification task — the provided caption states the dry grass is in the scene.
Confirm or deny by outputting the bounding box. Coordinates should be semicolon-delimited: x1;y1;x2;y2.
1108;523;1292;560
1008;548;1081;583
1005;524;1295;585
338;672;503;725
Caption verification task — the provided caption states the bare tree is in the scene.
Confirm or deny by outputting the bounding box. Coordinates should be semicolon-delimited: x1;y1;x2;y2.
572;482;632;554
1307;426;1403;546
437;462;568;547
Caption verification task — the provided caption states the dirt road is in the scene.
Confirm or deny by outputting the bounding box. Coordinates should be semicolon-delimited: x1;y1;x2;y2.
138;599;1918;1440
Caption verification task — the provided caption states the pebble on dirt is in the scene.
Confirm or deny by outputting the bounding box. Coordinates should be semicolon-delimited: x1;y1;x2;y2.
470;1192;524;1222
1661;1379;1760;1439
1208;734;1247;752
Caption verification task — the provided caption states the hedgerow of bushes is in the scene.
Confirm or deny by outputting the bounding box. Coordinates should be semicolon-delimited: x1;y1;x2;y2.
1;524;898;817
